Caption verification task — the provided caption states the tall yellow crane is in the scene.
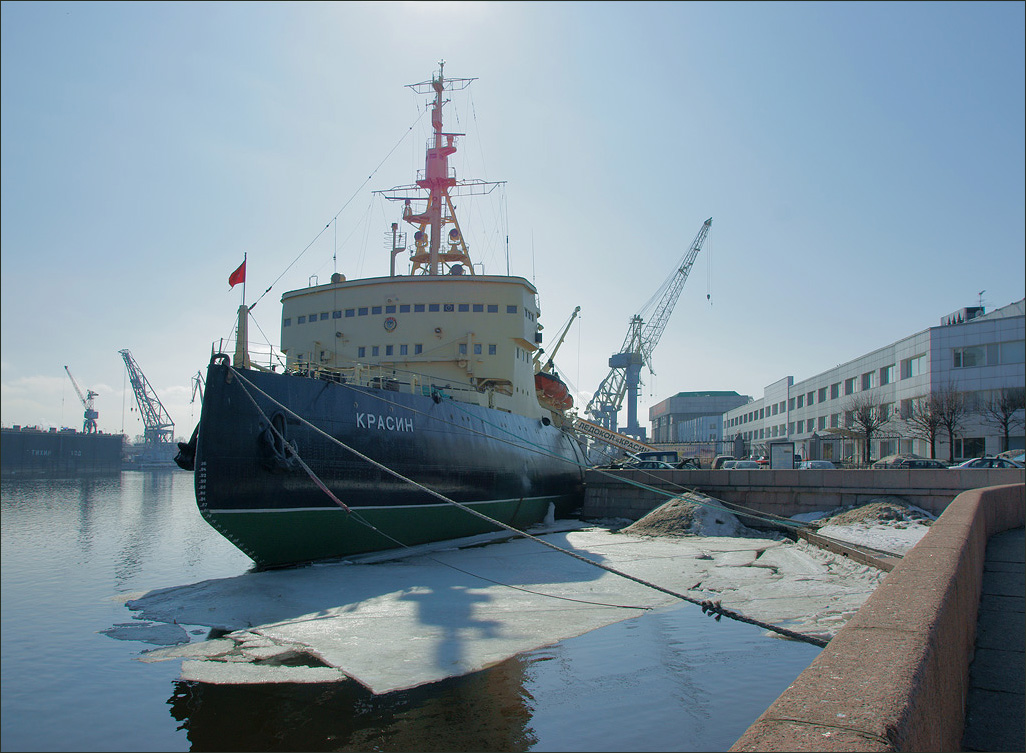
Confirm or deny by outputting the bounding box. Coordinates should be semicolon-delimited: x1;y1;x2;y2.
64;366;99;433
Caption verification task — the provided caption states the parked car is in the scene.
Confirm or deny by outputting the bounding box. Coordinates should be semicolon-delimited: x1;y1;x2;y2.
997;449;1026;465
797;460;836;470
732;460;762;469
629;460;677;470
873;455;948;469
950;456;1024;469
712;455;735;470
676;457;702;470
721;460;738;469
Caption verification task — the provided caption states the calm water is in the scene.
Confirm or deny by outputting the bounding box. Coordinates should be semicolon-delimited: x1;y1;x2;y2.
1;472;820;752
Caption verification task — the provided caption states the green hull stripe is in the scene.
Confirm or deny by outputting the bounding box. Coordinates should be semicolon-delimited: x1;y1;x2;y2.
202;496;565;567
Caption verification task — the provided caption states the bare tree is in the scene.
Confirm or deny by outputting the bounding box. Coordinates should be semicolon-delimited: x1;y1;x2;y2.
979;387;1026;453
845;392;890;465
934;384;970;464
904;394;944;459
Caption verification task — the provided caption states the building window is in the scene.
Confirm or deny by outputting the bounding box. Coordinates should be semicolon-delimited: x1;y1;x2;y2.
953;345;987;368
788;398;795;410
371;346;379;357
488;344;496;355
900;398;913;419
473;304;484;312
818;387;827;402
372;306;382;315
283;318;292;327
415;304;426;313
459;344;467;355
358;347;366;358
386;305;396;314
400;304;411;313
797;395;804;408
444;303;455;312
507;305;518;314
320;312;329;321
333;310;342;319
900;354;924;378
844;377;856;395
797;420;805;433
830;413;839;428
358;307;368;316
345;309;355;317
473;344;482;355
807;391;815;404
458;304;470;312
831;383;840;399
861;372;874;390
414;344;423;355
844;411;854;428
487;304;499;313
788;422;795;434
880;365;894;385
880;403;892;420
772;404;778;416
297;316;306;324
429;304;440;312
818;416;827;430
385;345;393;356
1001;340;1025;364
400;344;408;355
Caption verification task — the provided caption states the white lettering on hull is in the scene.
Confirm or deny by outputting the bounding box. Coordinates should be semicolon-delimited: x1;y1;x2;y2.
355;413;414;432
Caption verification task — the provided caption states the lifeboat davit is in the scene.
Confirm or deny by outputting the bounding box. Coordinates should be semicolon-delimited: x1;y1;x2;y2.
535;371;573;410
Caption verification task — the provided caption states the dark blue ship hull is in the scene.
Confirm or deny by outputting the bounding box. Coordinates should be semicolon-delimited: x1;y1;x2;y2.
192;360;587;567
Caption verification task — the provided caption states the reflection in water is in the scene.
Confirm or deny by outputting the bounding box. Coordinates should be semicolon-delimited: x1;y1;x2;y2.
168;655;535;752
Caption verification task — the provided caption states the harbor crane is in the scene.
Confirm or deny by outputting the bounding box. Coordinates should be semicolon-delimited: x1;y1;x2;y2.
64;366;99;433
585;217;712;440
119;349;175;446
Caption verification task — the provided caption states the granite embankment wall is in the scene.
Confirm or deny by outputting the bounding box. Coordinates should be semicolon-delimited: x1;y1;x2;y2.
581;467;1025;521
730;483;1025;752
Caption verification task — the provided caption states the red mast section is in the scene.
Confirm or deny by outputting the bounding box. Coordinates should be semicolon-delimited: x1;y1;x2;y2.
378;62;503;277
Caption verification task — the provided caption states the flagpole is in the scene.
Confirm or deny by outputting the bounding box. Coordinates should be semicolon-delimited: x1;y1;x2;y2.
242;252;247;308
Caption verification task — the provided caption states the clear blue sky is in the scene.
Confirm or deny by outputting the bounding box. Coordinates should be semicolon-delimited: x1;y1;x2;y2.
2;1;1024;441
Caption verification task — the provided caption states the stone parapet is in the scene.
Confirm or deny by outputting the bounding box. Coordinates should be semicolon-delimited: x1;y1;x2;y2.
582;468;1025;521
728;483;1025;752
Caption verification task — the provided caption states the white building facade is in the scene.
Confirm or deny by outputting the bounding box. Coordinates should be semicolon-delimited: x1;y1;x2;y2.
719;300;1025;464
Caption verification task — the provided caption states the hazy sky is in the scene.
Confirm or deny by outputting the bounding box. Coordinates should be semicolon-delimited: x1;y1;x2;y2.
2;1;1024;441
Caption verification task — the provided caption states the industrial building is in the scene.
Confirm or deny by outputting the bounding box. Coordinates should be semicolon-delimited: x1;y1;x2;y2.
706;299;1026;464
649;391;752;443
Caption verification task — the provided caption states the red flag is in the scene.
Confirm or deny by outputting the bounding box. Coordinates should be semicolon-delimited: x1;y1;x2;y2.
228;259;246;288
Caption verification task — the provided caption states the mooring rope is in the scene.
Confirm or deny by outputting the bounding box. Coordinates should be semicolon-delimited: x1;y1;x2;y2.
226;365;830;647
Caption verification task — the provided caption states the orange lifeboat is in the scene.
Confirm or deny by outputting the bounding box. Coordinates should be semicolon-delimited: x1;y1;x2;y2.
535;372;573;410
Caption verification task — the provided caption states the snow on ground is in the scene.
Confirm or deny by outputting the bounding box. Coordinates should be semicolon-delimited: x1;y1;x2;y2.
117;498;933;695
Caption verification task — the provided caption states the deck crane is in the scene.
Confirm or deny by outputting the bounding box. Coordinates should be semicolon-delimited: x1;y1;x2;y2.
119;349;175;446
585;217;712;440
64;366;99;433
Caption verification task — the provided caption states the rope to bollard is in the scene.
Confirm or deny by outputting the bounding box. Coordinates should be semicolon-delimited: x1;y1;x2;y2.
227;365;830;648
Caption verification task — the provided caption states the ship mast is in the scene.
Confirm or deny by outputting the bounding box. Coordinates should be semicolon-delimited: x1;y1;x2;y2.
377;62;504;277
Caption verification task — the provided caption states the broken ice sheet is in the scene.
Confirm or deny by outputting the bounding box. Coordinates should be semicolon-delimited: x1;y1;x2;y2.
113;522;901;695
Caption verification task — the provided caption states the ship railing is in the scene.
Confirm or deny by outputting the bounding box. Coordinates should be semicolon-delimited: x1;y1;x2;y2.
287;360;484;404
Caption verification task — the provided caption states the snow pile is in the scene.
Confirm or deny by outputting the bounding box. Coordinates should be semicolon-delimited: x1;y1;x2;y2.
621;492;756;538
806;497;936;556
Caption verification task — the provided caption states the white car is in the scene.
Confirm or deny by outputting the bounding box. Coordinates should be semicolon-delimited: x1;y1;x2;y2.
798;460;836;469
950;456;1024;469
732;460;762;469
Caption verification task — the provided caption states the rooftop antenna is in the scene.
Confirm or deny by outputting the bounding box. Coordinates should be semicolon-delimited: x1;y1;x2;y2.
977;290;986;308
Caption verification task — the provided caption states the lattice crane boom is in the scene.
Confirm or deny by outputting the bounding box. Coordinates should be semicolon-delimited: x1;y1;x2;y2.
585;218;712;439
64;365;99;433
119;349;175;445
